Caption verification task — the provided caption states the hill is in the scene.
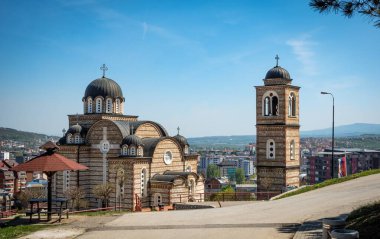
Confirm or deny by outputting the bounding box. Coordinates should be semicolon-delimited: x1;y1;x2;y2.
301;123;380;137
0;127;59;143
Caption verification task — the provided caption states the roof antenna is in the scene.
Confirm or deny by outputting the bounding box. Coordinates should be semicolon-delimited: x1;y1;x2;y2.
275;54;280;67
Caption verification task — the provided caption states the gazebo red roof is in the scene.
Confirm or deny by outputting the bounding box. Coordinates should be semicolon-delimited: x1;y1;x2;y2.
11;151;88;172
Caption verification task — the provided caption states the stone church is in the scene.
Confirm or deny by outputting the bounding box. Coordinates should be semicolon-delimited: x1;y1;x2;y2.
55;67;204;210
256;56;300;198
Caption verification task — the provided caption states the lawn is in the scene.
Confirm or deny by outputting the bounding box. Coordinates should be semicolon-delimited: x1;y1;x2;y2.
346;201;380;239
74;209;129;216
275;169;380;200
0;216;53;239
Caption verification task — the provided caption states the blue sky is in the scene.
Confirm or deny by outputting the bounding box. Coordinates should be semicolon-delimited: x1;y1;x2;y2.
0;0;379;137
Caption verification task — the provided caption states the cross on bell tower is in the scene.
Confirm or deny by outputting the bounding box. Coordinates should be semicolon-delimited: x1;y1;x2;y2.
100;64;108;78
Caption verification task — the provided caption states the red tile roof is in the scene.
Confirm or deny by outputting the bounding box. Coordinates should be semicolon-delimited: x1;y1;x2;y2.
11;151;88;172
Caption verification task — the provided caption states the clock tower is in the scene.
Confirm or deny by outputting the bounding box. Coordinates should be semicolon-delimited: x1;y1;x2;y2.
255;56;300;199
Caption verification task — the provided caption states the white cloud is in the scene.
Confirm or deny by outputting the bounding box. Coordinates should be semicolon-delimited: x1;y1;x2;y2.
287;36;318;76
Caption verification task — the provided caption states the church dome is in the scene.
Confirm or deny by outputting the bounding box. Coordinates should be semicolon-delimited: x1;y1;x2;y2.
84;77;123;99
67;124;82;134
122;135;143;146
265;66;291;80
174;134;189;146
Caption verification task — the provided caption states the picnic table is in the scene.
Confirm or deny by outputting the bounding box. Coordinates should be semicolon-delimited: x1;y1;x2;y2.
27;198;68;222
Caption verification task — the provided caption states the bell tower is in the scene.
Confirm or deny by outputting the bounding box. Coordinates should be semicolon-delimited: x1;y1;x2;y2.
255;55;300;199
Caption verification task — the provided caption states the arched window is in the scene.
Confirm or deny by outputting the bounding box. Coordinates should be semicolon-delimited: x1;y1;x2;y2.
115;99;120;113
137;146;143;157
121;145;128;156
96;98;102;113
130;146;136;156
272;96;278;116
186;165;192;172
289;93;296;117
189;179;195;195
290;140;295;160
141;168;147;197
74;134;81;144
116;169;125;201
263;91;279;116
106;98;113;113
184;145;189;155
264;97;270;116
153;193;162;206
87;98;93;113
63;170;70;191
67;134;73;144
266;139;275;159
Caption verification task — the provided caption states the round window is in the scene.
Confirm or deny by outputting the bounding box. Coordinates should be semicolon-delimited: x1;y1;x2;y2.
163;151;173;165
270;153;274;157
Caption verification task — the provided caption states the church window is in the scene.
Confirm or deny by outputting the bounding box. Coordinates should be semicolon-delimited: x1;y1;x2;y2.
263;91;279;116
96;98;102;113
272;96;278;116
154;193;162;206
189;179;195;195
266;139;275;159
186;165;192;172
87;98;93;113
141;168;147;197
289;93;296;117
130;146;136;156
184;145;189;155
106;98;113;113
137;146;143;157
264;97;270;116
74;134;81;144
63;170;70;191
115;99;120;113
290;140;295;160
116;169;125;201
121;145;128;156
67;134;73;144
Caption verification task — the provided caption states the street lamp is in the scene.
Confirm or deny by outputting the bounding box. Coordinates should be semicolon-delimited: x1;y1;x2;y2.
321;91;335;179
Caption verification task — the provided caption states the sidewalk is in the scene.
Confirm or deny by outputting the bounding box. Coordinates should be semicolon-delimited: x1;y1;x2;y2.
293;220;322;239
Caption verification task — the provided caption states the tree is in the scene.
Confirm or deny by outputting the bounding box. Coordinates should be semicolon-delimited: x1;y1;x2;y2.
310;0;380;28
65;186;86;211
235;168;245;184
93;183;114;208
207;164;220;178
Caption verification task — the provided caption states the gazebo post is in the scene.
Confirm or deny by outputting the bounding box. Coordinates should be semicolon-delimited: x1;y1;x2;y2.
47;171;55;221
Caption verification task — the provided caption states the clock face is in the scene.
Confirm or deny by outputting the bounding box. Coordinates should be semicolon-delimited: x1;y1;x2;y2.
163;151;172;165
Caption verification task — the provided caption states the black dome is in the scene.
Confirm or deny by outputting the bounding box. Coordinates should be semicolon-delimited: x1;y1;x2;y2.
174;134;188;146
265;66;291;80
84;77;123;99
122;135;143;146
67;124;82;134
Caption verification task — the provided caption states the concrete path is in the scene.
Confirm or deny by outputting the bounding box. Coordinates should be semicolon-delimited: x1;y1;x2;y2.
78;174;380;239
26;174;380;239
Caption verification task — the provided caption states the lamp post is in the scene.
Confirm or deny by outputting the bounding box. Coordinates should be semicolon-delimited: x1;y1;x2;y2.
321;91;335;179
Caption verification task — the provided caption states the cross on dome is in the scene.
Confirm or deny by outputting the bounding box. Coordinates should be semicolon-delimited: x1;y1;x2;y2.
100;64;108;78
275;54;280;67
177;126;180;135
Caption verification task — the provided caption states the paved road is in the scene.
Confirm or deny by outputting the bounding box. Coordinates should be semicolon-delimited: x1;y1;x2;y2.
34;174;380;239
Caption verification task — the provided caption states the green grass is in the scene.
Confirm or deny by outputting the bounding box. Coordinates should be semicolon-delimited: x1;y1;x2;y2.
75;209;129;216
275;169;380;200
346;201;380;239
0;217;53;239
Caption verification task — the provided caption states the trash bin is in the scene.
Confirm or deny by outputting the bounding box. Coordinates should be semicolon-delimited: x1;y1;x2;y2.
322;217;346;239
331;229;359;239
